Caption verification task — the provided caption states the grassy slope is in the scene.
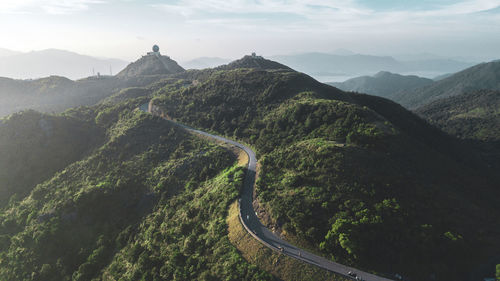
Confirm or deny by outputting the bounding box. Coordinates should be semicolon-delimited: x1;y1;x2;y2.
151;68;500;280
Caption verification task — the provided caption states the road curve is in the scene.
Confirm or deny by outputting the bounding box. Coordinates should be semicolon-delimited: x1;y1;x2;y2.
140;103;393;281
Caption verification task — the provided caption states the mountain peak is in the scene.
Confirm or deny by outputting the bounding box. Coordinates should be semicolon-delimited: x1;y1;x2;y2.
218;54;294;71
397;59;500;108
116;51;185;78
373;71;394;78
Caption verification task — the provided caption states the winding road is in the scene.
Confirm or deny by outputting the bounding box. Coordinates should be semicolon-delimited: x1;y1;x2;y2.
140;103;393;281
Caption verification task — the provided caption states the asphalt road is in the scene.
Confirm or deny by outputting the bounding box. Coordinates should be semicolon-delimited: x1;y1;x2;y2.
141;103;393;281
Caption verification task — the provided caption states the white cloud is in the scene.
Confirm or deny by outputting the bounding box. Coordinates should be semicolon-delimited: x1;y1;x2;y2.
0;0;106;15
152;0;500;31
153;0;367;19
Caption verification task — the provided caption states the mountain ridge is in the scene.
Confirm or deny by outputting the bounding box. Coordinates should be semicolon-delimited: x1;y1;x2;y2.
0;49;128;80
329;71;434;100
270;52;473;81
394;60;500;108
217;55;294;71
151;65;500;280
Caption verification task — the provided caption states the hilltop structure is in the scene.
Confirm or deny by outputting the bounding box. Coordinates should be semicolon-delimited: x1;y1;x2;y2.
147;45;163;57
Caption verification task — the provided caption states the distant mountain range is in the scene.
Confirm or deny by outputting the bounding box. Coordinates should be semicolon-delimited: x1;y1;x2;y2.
177;51;475;82
393;60;500;108
0;49;128;80
0;48;21;58
0;52;189;117
181;57;232;69
270;52;475;81
329;71;434;100
330;60;500;110
0;48;475;83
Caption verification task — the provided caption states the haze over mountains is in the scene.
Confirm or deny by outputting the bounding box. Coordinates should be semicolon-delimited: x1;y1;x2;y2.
0;48;128;80
0;48;21;58
330;71;434;101
0;50;185;118
180;52;475;82
331;60;500;109
0;46;476;84
181;57;232;70
395;60;500;108
270;52;475;82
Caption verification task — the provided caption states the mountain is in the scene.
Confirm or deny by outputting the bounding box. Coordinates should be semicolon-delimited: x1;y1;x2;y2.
433;72;454;81
401;58;473;73
0;51;189;118
117;52;185;78
0;99;276;281
151;58;500;280
271;52;402;77
181;57;232;69
330;48;356;56
415;90;500;142
0;75;121;117
329;71;433;100
0;49;128;80
395;60;500;108
270;52;473;82
0;48;21;58
0;55;498;281
218;54;294;71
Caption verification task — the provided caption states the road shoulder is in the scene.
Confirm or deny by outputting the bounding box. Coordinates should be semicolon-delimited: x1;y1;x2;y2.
227;201;348;281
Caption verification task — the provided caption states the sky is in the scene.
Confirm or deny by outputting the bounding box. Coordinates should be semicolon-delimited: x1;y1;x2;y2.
0;0;499;62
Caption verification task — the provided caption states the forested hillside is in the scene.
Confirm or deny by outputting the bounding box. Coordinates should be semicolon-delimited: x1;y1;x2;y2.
151;66;500;280
415;90;500;174
1;55;499;281
0;110;104;208
415;90;500;142
0;98;276;281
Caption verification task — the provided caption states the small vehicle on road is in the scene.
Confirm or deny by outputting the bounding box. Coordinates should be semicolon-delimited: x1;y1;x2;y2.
348;271;357;277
